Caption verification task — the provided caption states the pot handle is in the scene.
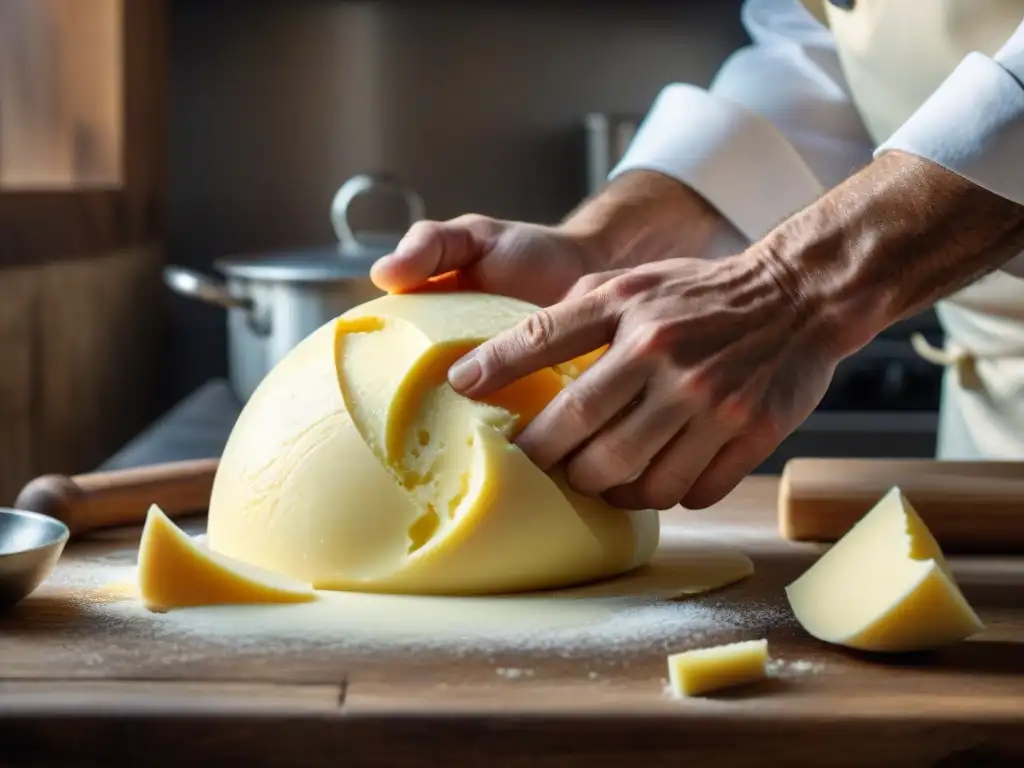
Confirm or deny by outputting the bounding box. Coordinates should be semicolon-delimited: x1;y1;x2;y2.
163;266;251;311
330;172;426;254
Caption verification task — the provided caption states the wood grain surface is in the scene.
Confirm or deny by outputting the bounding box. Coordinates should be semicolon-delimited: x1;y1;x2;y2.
0;246;163;506
1;477;1023;767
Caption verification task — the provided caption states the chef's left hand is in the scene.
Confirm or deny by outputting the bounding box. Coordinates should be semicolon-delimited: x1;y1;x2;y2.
446;251;841;510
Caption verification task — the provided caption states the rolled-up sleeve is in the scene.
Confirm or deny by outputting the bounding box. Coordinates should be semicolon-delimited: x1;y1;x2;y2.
610;0;874;246
876;19;1024;276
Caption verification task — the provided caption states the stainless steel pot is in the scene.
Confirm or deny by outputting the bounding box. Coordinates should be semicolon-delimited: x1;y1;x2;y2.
164;172;425;401
583;112;643;197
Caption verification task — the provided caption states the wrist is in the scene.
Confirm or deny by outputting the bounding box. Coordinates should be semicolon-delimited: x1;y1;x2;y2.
559;170;724;272
754;192;873;359
758;151;1024;359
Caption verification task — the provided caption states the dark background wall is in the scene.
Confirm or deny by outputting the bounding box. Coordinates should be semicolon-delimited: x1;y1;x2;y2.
161;0;748;410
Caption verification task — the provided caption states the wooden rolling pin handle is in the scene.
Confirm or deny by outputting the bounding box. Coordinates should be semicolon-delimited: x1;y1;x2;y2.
778;458;1024;554
14;458;220;537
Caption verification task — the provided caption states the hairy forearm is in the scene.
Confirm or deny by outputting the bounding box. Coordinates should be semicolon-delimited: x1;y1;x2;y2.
764;150;1024;357
559;171;725;270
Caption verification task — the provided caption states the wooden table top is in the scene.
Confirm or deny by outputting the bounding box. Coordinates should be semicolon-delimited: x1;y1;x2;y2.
1;475;1023;767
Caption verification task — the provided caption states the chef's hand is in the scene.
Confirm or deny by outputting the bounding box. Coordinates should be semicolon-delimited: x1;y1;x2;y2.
370;171;724;307
444;251;840;511
442;151;1024;511
370;215;598;307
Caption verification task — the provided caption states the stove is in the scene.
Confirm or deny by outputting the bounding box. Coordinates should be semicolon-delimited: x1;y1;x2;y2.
756;309;944;472
819;310;944;413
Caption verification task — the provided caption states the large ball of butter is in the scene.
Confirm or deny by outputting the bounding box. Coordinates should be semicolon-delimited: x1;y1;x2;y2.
206;292;660;595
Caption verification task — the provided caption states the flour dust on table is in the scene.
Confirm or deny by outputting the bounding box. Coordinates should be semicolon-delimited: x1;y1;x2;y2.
18;527;796;663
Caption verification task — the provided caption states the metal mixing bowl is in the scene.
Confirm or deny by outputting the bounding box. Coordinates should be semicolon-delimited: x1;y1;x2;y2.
0;508;70;609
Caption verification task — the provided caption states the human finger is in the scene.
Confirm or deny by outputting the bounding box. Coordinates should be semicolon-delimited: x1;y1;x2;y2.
370;214;500;293
681;419;781;509
514;343;648;470
602;412;738;510
447;289;616;398
563;388;690;496
560;269;630;302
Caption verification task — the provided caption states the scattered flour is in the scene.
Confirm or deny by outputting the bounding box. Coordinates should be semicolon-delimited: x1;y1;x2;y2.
495;667;534;679
31;530;793;662
768;658;826;677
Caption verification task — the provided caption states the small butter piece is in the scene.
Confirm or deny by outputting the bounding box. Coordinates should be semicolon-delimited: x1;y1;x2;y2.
667;639;768;697
785;487;984;652
137;504;316;612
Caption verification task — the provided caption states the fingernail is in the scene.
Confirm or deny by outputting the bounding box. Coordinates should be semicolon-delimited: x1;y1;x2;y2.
448;352;481;391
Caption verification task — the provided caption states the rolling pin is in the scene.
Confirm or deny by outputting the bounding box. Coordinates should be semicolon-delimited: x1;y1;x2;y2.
778;457;1024;554
13;459;219;538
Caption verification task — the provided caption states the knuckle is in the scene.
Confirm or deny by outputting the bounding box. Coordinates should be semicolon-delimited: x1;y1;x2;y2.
523;309;557;348
629;320;675;358
582;438;639;486
552;385;598;434
451;213;498;239
714;394;757;429
570;273;606;296
605;274;639;302
607;270;657;300
451;213;488;227
518;309;557;351
673;369;719;410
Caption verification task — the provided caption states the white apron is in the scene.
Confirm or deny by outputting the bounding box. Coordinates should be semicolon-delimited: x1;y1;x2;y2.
816;0;1024;459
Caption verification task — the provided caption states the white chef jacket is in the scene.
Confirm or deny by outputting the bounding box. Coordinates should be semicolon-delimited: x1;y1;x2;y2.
611;0;1024;460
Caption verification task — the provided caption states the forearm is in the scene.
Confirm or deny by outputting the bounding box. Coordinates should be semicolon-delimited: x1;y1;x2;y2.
560;170;724;270
767;151;1024;357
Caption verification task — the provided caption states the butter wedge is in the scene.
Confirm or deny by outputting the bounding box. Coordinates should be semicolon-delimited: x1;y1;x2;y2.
137;504;316;612
785;487;984;652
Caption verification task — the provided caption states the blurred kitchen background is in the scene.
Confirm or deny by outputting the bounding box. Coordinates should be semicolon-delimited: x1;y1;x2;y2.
0;0;942;503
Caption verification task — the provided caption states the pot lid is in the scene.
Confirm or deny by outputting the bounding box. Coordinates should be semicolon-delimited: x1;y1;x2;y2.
215;172;425;283
214;235;399;283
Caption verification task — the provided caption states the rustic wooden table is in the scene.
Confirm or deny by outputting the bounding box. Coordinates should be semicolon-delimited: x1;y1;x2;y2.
1;476;1022;767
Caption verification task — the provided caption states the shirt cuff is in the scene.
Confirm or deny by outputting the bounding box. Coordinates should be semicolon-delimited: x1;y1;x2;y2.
875;52;1024;207
994;19;1024;86
610;83;824;242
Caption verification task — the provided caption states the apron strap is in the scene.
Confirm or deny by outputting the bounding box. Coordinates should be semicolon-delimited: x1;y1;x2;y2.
910;332;983;390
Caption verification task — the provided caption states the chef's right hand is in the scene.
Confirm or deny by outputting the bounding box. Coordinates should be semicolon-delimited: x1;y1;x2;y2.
370;215;602;307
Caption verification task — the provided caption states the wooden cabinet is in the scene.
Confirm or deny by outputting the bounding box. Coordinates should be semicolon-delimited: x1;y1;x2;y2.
0;0;167;503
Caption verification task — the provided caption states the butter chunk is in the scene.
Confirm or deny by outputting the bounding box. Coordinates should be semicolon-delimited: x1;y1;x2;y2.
667;639;768;697
207;292;660;596
785;487;983;652
137;504;315;612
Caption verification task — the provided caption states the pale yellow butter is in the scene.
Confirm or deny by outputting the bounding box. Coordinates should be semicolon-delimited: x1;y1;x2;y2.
137;505;315;612
667;639;769;697
205;292;661;595
785;487;984;652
